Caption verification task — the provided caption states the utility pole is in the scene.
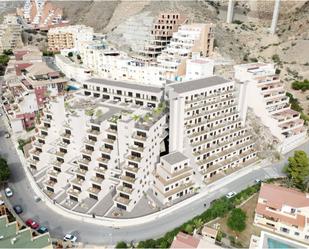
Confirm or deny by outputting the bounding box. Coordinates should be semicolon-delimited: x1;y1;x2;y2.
227;0;235;24
270;0;281;34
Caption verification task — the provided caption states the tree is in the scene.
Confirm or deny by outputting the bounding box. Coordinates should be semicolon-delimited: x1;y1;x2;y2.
227;208;246;233
0;157;10;182
183;223;194;234
285;150;309;190
115;241;127;248
68;52;73;57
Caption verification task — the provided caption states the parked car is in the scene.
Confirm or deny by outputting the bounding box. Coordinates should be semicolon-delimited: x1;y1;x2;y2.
63;234;77;243
25;219;39;229
37;226;48;234
5;187;13;197
255;179;262;183
4;132;10;138
225;191;236;199
13;205;23;214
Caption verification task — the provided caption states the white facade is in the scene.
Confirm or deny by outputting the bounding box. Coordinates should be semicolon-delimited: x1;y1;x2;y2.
185;56;214;81
167;76;257;181
157;23;215;81
80;43;165;86
234;63;306;154
152;151;194;204
55;54;92;81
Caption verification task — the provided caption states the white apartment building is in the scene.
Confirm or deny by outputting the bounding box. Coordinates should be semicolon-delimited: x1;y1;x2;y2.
27;78;169;212
167;76;257;181
80;43;164;86
81;78;163;108
157;23;215;81
0;14;22;53
48;25;94;52
234;63;306;154
152;151;194;204
55;54;92;81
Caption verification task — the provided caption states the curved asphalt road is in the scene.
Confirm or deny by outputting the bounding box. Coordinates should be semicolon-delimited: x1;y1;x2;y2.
0;115;307;245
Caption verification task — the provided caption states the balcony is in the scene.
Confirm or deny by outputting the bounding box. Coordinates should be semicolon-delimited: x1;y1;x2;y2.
71;177;85;186
115;194;131;205
57;141;69;148
61;133;71;139
44;179;57;187
106;127;117;135
30;149;41;156
78;158;91;166
28;158;38;167
94;166;107;174
121;175;136;184
124;165;138;173
87;129;100;136
132;133;146;142
129;145;144;152
51;160;63;167
39;125;49;131
84;138;96;146
117;185;133;194
91;176;104;185
67;188;81;197
100;147;112;154
87;187;101;195
48;169;60;177
74;168;87;176
97;157;109;164
127;155;142;163
55;151;66;158
37;133;47;140
81;149;94;156
33;141;44;149
102;138;115;145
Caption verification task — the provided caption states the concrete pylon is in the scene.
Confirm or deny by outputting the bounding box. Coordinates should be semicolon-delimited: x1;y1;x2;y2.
270;0;281;34
226;0;235;23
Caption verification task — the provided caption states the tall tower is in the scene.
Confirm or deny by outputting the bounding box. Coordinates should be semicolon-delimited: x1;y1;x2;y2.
226;0;234;24
270;0;281;34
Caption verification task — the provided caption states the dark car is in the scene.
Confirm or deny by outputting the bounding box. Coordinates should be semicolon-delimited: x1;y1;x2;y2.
13;205;23;214
37;226;48;234
26;219;39;229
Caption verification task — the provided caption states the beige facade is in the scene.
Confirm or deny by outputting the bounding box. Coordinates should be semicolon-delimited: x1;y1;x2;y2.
254;183;309;244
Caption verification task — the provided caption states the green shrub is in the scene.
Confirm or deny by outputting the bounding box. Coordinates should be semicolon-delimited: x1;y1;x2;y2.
227;208;247;232
115;241;128;248
292;79;309;91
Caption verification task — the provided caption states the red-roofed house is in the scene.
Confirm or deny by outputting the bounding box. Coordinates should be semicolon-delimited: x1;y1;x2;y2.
254;183;309;244
170;232;222;249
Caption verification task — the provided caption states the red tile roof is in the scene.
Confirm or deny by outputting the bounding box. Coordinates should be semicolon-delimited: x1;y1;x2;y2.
170;232;200;249
259;184;309;209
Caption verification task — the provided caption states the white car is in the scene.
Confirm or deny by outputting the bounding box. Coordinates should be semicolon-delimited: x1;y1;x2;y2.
63;234;77;243
5;188;13;198
225;191;236;199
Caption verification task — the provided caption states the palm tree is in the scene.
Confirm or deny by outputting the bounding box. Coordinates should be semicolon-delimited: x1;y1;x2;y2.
132;114;140;121
303;175;309;192
193;219;204;232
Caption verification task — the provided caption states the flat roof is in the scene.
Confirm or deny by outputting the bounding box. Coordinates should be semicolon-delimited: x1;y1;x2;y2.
86;78;162;93
169;76;230;94
162;151;188;165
